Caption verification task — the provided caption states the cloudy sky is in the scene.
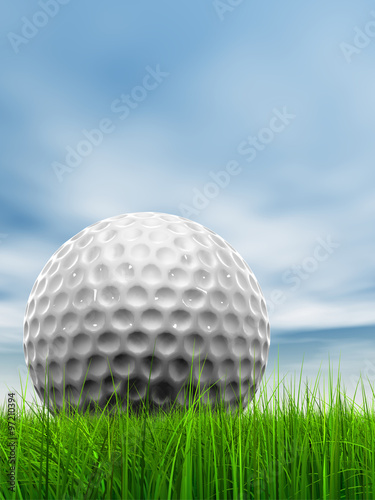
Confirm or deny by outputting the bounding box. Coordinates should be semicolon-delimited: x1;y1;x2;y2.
1;0;374;405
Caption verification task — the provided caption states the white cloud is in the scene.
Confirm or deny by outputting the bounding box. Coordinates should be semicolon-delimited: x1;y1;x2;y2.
271;300;375;330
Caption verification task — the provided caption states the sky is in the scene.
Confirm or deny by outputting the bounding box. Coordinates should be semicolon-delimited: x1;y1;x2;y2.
1;0;374;406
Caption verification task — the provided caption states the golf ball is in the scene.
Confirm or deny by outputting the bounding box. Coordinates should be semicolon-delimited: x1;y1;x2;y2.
23;212;270;413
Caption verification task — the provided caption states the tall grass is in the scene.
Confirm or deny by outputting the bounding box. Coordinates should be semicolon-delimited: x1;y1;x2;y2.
1;360;375;500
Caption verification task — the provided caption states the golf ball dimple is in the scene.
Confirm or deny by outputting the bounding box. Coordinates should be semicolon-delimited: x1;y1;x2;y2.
23;212;270;413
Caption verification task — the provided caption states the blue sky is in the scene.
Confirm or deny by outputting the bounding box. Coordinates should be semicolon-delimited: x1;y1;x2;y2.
1;0;374;405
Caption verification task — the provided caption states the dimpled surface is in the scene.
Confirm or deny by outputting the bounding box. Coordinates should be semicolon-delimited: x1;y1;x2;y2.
23;212;270;413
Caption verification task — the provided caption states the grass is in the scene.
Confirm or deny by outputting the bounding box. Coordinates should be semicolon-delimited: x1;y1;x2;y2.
1;358;375;500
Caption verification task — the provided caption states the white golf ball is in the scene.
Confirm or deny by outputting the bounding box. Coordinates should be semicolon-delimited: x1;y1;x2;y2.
23;212;270;413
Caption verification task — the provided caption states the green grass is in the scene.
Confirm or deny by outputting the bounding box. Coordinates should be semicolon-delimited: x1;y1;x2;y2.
1;359;375;500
